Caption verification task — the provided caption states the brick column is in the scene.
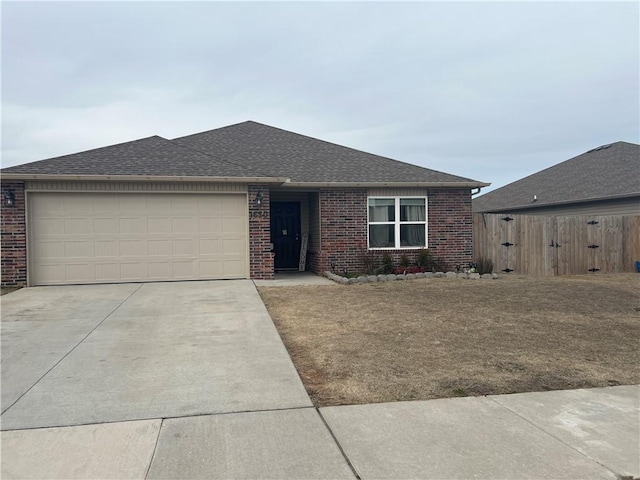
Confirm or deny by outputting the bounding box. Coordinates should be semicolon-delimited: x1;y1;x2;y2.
248;184;274;279
1;181;27;286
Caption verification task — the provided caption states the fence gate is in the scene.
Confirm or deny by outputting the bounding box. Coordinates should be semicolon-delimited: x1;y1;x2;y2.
473;213;640;275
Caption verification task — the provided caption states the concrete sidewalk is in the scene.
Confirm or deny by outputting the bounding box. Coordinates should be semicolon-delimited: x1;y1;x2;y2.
2;385;637;479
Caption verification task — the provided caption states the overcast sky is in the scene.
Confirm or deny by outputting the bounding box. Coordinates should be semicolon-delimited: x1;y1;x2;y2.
2;1;638;193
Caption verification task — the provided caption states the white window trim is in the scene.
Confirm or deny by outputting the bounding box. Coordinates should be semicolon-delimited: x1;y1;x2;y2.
367;196;428;250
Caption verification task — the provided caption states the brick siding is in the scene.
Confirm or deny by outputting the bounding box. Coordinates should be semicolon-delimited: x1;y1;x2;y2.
308;187;473;275
0;183;472;285
426;188;473;270
1;181;27;287
248;184;274;279
309;189;368;275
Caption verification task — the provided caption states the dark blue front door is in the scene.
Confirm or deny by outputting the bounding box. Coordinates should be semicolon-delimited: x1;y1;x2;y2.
271;202;301;270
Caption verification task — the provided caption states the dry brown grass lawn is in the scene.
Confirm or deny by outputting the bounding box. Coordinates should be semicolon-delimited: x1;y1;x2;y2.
259;274;640;407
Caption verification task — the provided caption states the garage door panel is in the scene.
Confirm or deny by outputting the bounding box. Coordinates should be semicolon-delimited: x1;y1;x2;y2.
222;196;247;215
119;196;148;212
222;238;246;256
94;218;119;234
29;193;248;285
222;217;245;233
64;218;93;235
65;241;94;258
172;217;197;233
95;240;119;257
36;241;65;259
198;217;222;233
95;264;120;281
66;264;93;282
33;218;65;236
148;218;172;234
172;261;196;278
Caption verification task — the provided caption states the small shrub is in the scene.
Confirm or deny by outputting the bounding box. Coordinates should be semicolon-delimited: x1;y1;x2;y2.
380;252;393;274
400;255;410;268
360;250;379;275
475;256;494;275
415;248;432;268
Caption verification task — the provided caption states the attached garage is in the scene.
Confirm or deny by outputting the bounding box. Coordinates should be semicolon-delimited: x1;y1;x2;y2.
28;192;248;285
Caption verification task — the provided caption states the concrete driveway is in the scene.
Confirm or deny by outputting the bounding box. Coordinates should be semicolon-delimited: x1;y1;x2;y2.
1;280;312;430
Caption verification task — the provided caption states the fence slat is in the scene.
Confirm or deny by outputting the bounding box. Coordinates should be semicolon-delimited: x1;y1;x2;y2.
473;213;640;275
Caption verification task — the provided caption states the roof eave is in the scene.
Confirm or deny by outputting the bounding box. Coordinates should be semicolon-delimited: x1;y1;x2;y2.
1;173;290;184
283;181;491;188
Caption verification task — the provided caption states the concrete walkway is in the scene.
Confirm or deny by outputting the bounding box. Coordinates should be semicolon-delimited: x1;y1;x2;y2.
1;283;638;479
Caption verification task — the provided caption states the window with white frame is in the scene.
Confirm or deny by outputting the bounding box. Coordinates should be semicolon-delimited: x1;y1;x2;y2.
368;197;427;249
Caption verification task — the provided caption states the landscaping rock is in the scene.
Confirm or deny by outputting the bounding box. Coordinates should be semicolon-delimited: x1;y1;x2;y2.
324;268;502;285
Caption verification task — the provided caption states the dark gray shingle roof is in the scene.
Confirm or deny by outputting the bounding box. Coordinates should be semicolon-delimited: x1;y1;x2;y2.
173;121;481;184
2;121;485;185
473;141;640;213
1;135;261;178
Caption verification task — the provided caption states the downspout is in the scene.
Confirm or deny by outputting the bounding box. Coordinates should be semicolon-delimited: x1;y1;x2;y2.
471;187;482;196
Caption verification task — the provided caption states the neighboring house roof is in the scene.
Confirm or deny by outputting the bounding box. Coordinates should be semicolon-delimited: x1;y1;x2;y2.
1;121;487;187
473;141;640;213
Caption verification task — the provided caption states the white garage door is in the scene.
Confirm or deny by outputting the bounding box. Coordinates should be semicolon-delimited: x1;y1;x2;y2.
28;192;248;285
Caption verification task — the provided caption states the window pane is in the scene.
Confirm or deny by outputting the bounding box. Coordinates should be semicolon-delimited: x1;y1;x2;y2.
400;224;425;247
369;225;394;248
369;198;395;222
400;198;425;221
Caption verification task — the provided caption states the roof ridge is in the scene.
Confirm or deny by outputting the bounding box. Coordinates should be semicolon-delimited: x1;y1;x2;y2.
172;120;256;141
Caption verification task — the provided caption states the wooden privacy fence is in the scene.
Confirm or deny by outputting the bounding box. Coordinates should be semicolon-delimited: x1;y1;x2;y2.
473;213;640;275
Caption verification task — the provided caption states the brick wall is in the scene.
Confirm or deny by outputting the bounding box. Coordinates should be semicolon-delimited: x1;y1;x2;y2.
310;189;368;275
248;184;274;279
427;188;473;270
1;181;27;286
308;187;473;275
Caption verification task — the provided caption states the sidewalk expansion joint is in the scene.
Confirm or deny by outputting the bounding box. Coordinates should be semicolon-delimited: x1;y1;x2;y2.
316;408;362;480
0;405;316;432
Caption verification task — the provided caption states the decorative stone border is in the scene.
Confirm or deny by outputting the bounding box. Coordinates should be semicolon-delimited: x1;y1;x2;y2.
325;271;499;284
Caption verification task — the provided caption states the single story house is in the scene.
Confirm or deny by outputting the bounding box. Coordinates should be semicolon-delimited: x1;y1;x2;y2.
1;121;488;286
473;141;640;216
